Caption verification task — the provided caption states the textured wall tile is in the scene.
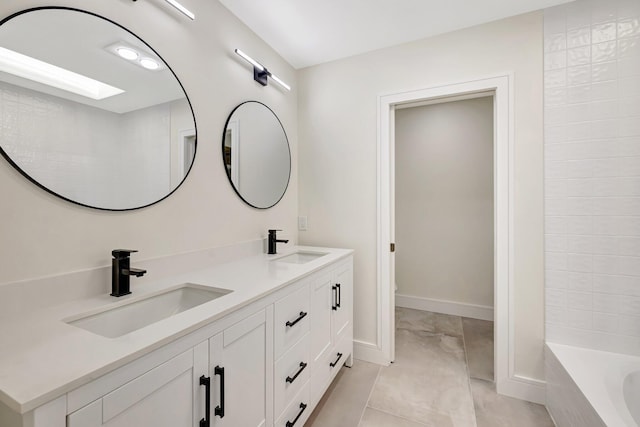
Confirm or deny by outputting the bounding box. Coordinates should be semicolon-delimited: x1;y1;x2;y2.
568;46;592;66
618;17;640;39
567;215;593;234
567;159;594;177
592;312;619;332
547;216;569;234
591;61;618;81
593;292;622;312
567;291;593;310
545;69;568;88
568;271;593;291
567;64;592;85
546;33;567;52
545;0;640;348
568;235;594;253
568;308;593;329
567;178;594;197
592;23;618;43
618;36;640;58
547;233;569;251
547;288;567;306
545;143;569;161
568;253;593;272
547;270;569;289
567;26;592;48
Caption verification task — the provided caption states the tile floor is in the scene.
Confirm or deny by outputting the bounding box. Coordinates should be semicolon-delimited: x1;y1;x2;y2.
305;307;555;427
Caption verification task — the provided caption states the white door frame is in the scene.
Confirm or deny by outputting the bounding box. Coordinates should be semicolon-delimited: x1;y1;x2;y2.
377;74;529;400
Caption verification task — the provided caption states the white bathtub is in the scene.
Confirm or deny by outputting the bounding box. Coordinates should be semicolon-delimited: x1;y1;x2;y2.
546;342;640;427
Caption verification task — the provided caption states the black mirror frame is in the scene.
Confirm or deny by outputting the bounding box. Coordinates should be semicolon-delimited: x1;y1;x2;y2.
0;6;198;211
221;101;291;209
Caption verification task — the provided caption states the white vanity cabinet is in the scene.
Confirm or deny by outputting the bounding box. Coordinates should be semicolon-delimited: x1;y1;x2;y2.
9;252;352;427
67;342;209;427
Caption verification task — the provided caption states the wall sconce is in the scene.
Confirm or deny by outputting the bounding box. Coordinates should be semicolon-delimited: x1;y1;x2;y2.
132;0;195;20
235;49;291;91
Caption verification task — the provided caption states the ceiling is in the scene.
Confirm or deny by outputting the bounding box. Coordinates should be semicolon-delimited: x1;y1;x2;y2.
219;0;575;69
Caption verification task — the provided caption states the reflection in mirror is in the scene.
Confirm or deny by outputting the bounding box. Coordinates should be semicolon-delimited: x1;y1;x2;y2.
223;101;290;209
0;7;196;210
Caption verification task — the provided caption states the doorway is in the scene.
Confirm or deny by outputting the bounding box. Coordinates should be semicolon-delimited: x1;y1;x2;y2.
377;75;514;396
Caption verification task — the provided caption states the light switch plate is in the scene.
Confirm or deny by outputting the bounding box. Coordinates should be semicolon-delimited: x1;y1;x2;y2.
298;216;308;231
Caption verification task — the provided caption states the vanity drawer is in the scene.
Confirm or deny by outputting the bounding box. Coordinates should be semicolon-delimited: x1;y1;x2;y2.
274;333;310;418
309;333;352;408
274;282;310;359
275;380;310;427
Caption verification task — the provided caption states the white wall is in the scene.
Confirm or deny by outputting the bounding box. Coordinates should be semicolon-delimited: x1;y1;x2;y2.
298;12;545;380
0;0;298;284
544;0;640;355
395;97;494;308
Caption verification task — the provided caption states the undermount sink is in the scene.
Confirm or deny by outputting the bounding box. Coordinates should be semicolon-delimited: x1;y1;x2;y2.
66;284;232;338
274;251;328;264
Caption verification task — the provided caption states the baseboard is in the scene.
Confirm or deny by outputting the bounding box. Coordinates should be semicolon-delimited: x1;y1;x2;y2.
353;340;390;366
498;374;546;405
395;294;494;321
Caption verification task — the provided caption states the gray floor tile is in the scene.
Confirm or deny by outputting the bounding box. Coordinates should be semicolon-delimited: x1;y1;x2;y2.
462;318;494;381
396;307;464;337
471;378;554;427
359;408;428;427
367;327;476;427
305;360;381;427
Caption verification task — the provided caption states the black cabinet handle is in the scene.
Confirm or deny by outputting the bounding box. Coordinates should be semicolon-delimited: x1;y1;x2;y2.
285;311;308;328
336;283;341;308
332;285;337;311
199;376;210;427
286;362;308;384
214;366;225;418
329;352;343;368
286;402;308;427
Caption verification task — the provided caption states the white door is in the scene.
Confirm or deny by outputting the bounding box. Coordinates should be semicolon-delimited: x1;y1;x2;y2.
209;308;271;427
68;343;209;427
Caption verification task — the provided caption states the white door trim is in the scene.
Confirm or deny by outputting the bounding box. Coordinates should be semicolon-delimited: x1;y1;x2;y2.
375;74;527;400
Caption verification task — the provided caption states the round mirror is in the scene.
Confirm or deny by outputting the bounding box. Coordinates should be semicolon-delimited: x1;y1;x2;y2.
0;7;196;210
222;101;291;209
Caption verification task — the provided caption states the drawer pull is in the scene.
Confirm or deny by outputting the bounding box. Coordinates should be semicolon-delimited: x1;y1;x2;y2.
199;376;210;427
329;352;343;368
285;362;308;384
285;311;308;328
214;366;225;418
336;283;341;308
332;285;338;311
286;402;307;427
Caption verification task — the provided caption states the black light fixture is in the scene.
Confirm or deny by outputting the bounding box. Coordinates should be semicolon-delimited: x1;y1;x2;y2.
235;49;291;91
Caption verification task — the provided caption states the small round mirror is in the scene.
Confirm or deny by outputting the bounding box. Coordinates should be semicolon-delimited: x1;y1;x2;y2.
222;101;291;209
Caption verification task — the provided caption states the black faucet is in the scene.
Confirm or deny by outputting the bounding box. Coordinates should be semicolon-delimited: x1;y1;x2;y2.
268;229;289;254
111;249;147;297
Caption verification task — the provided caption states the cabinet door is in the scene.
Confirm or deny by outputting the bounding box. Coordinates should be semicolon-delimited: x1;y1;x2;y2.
209;308;272;427
332;261;352;343
310;271;333;367
68;342;208;427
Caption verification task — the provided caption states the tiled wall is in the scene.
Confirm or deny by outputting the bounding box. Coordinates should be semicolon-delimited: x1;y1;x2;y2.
544;0;640;355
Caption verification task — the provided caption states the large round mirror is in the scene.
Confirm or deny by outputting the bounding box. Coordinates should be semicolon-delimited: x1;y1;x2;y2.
0;7;196;210
222;101;291;209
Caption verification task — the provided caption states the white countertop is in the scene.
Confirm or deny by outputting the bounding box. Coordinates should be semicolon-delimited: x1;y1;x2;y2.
0;245;352;414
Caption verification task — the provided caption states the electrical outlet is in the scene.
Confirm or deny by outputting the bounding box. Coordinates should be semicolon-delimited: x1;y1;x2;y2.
298;216;308;231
